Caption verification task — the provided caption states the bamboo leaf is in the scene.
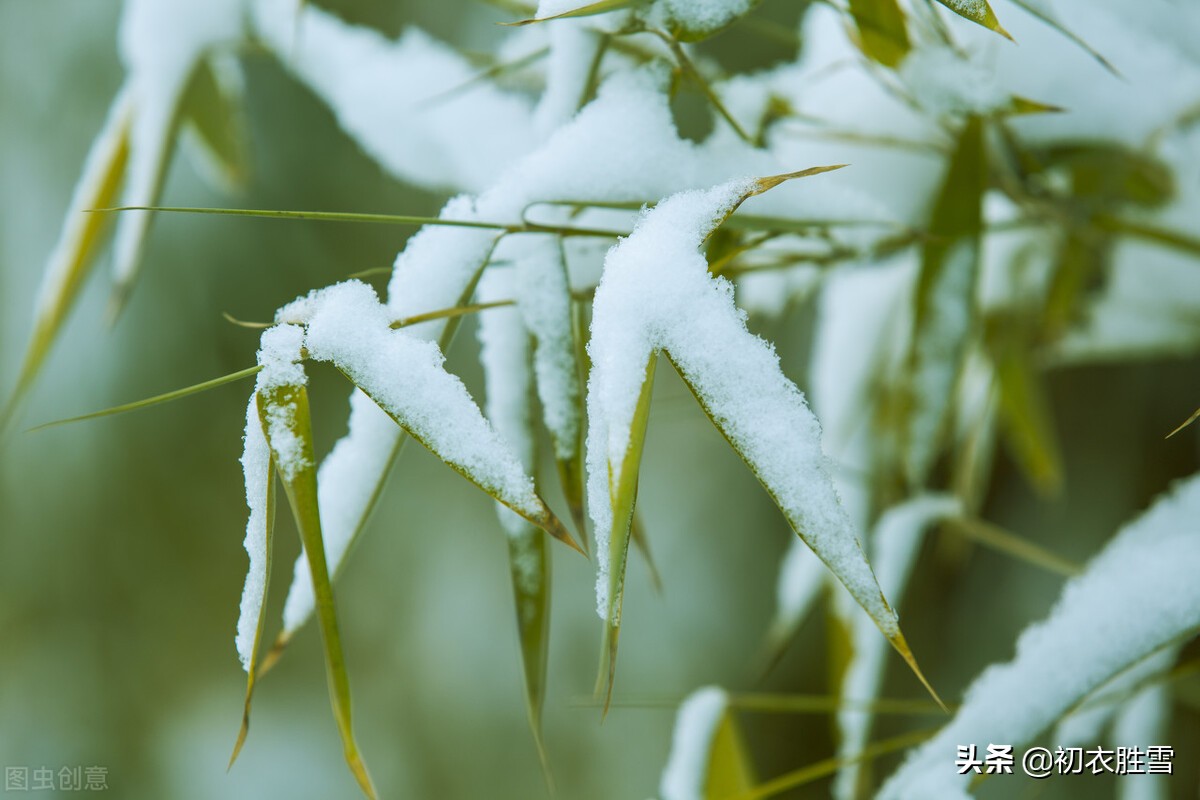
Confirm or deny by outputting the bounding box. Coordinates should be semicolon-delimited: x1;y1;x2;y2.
27;365;262;433
182;54;251;190
1008;0;1119;77
587;172;943;713
630;511;663;593
507;527;554;787
229;395;277;768
257;382;377;799
504;0;645;26
596;354;657;710
659;688;755;800
932;0;1012;41
1166;405;1200;439
878;475;1200;799
903;116;986;486
987;319;1064;495
3;88;133;433
294;281;584;554
848;0;911;68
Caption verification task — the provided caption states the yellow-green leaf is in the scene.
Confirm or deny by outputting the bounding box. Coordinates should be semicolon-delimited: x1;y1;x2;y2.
933;0;1012;41
182;54;251;190
597;354;657;710
3;88;132;432
904;115;986;486
257;383;378;799
507;527;553;787
848;0;910;68
504;0;645;26
230;395;277;768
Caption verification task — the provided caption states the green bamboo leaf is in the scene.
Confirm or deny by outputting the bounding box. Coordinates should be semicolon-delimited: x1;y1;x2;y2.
182;54;251;190
503;0;645;26
848;0;911;68
1166;405;1200;439
933;0;1012;41
596;354;657;711
27;365;262;433
705;708;756;799
904;116;986;486
229;395;277;768
258;382;378;799
660;688;755;800
2;88;132;433
589;170;942;713
1008;0;1119;77
630;511;663;593
507;527;553;788
987;317;1064;495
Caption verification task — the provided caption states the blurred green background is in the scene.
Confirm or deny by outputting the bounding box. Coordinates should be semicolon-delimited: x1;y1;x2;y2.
1;2;1198;798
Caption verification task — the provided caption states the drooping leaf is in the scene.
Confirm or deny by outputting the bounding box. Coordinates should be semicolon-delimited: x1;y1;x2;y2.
257;377;378;799
182;53;251;190
834;495;961;800
932;0;1012;41
229;394;277;768
2;88;133;432
903;115;986;486
877;474;1200;799
1008;0;1119;77
986;314;1063;495
475;265;555;783
284;280;583;553
848;0;910;68
513;236;587;541
659;687;755;800
587;172;941;710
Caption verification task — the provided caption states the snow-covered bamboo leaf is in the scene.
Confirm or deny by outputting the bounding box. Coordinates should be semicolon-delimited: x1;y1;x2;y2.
932;0;1011;41
595;353;656;708
848;0;910;68
2;89;132;431
514;236;587;539
903;116;986;486
280;280;583;553
878;473;1200;800
253;326;377;800
588;173;941;708
109;0;248;317
229;393;277;767
660;687;755;800
834;495;961;800
182;54;251;191
476;267;554;780
657;0;763;43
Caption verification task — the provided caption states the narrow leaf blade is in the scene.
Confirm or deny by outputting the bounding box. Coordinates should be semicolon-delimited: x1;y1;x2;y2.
258;383;378;799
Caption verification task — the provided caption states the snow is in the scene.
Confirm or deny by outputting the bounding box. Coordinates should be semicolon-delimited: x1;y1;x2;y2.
254;324;309;480
1113;680;1172;800
533;20;604;137
878;473;1200;800
282;389;399;635
587;180;897;637
649;0;756;37
285;280;543;518
900;46;1010;116
514;235;582;463
252;0;535;194
113;0;247;290
476;264;538;538
659;686;728;800
907;240;977;484
833;494;962;800
1054;646;1176;746
235;394;271;670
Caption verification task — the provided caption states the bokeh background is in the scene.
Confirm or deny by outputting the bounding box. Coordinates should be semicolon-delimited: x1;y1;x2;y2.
1;1;1198;798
